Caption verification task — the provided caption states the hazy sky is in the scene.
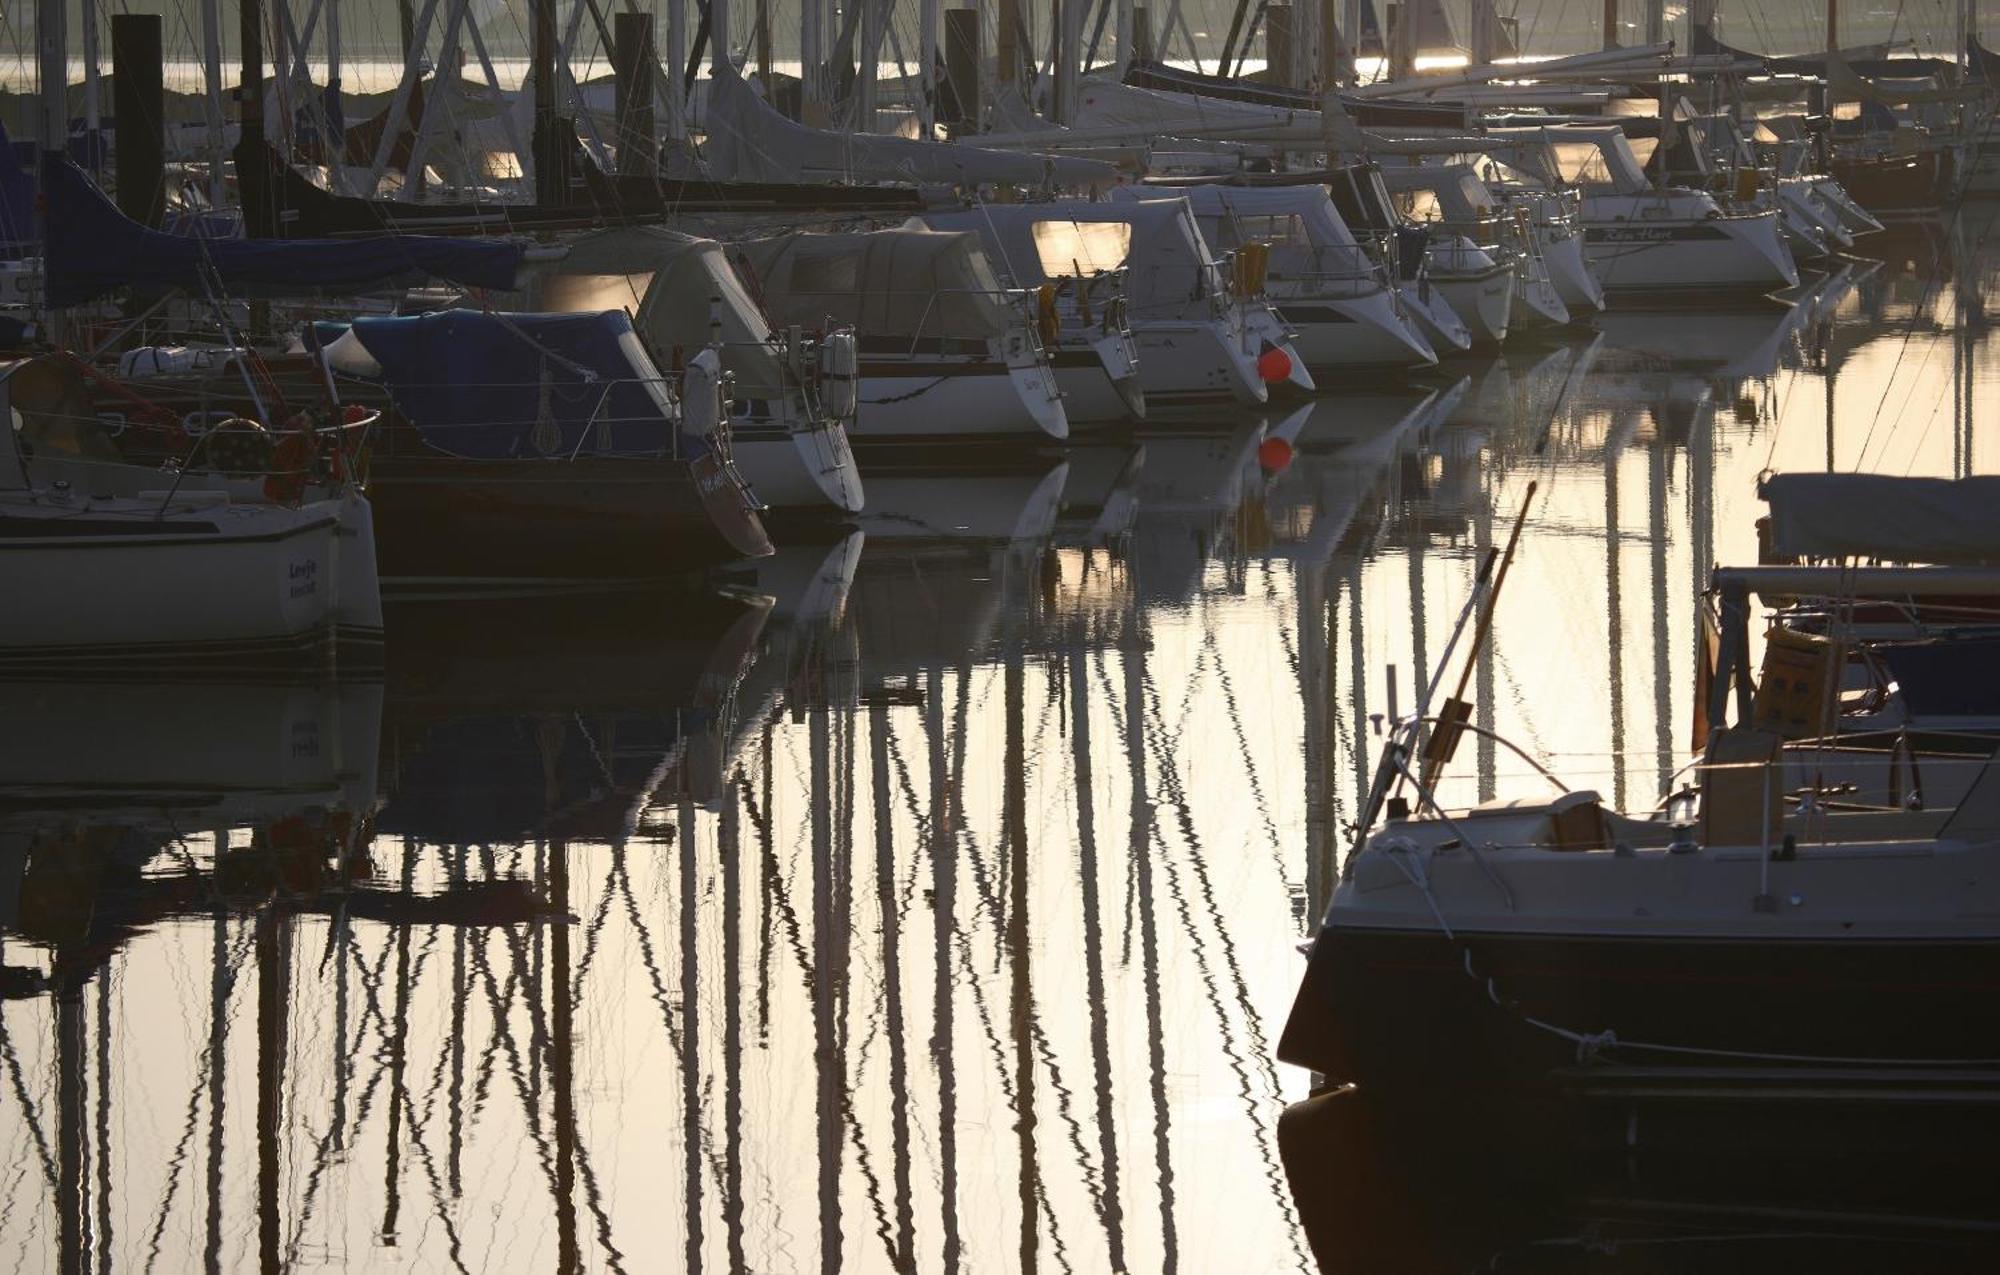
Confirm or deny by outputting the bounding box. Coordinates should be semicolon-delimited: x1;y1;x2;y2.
3;0;1992;68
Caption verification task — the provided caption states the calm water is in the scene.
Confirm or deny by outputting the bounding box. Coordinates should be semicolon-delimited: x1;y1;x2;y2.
5;207;2000;1273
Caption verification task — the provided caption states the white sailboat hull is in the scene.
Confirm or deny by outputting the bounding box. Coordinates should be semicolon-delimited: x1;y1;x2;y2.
729;416;866;512
1276;289;1438;371
851;342;1069;440
1052;328;1146;424
1582;204;1798;295
1131;319;1267;407
1539;227;1606;313
0;491;361;667
1432;265;1516;346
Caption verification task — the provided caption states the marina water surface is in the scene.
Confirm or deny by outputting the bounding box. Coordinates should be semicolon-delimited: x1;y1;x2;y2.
4;211;1998;1272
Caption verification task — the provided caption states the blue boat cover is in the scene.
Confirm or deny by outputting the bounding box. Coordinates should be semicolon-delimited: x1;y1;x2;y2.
41;156;522;306
0;125;36;259
322;308;698;460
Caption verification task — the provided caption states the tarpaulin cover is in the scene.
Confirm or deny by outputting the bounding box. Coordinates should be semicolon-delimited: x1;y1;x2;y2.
926;199;1221;319
508;226;791;401
1763;473;2000;564
42;156;523;307
317;308;694;460
734;229;1015;341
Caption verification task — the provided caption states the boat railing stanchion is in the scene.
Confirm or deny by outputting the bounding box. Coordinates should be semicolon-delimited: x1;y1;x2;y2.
1755;759;1778;912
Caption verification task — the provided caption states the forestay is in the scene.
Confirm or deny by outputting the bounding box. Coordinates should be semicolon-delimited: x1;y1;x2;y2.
733;230;1014;342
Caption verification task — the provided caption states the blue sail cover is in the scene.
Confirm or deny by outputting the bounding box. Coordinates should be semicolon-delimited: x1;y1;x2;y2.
41;157;523;306
0;125;36;260
323;308;699;460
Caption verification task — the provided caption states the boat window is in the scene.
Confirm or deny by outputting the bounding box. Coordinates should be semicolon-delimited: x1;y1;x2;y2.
1550;141;1616;186
1456;173;1493;215
791;250;862;296
1395;189;1446;222
1227;214;1313;248
1550;137;1657;190
539;272;657;318
481;151;524;181
1327;171;1396;230
1030;220;1132;277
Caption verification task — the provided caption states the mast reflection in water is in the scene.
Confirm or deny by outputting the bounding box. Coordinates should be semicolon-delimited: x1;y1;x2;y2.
6;218;2000;1271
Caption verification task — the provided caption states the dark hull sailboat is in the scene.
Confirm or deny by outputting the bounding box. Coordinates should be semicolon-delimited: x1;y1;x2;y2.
1831;147;1954;213
236;125;924;241
1279;919;2000;1095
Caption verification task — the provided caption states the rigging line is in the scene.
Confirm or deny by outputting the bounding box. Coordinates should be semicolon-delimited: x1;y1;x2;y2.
1143;813;1312;1268
1257;559;1302;678
1135;667;1311;1136
1199;622;1301;892
944;661;1014;947
461;924;563;1175
565;835;626;1003
833;1035;914;1274
942;919;1082;1275
878;714;942;932
1136;669;1300;1096
0;998;60;1190
1854;110;2000;470
1083;647;1141;970
608;839;746;1225
386;1082;475;1275
137;927;251;1272
464;918;524;1121
1064;640;1130;1267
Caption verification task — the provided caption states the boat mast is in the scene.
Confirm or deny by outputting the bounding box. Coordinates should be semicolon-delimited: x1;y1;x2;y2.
1471;0;1496;68
1004;646;1037;1272
800;0;822;121
1055;0;1081;123
34;0;64;163
239;0;264;155
1391;0;1415;80
256;901;290;1275
200;0;226;203
532;0;564;204
550;839;580;1274
1603;0;1619;50
80;0;101;168
1826;0;1838;54
918;0;939;135
53;965;82;1275
1220;0;1253;77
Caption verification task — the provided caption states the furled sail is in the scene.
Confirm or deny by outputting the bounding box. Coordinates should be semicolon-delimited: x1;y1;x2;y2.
732;229;1016;341
41;158;523;307
700;65;1115;189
